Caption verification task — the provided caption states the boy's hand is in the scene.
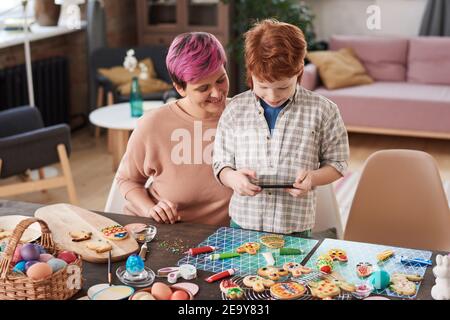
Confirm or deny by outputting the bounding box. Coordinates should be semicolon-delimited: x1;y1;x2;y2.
148;199;180;224
223;168;262;196
286;169;313;198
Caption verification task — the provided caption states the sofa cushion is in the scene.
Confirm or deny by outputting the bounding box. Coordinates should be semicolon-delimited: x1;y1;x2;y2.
306;48;373;89
330;35;409;82
407;37;450;86
315;82;450;134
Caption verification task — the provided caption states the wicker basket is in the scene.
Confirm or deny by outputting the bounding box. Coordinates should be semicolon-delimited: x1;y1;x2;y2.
0;218;83;300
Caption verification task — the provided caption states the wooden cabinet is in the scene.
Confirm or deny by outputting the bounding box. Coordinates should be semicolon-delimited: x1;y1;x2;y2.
136;0;230;47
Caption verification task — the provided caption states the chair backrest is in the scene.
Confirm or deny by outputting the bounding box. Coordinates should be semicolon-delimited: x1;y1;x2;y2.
104;173;153;214
313;184;344;239
104;173;126;214
344;149;450;251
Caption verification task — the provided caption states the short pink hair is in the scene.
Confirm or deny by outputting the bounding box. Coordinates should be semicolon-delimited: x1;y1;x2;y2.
166;32;227;89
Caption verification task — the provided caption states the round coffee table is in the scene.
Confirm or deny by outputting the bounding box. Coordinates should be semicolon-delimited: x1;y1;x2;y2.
89;101;164;170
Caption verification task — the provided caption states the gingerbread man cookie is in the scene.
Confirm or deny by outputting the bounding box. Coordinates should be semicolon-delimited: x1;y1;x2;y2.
257;266;289;280
327;249;348;262
236;242;260;255
243;275;275;292
282;262;312;277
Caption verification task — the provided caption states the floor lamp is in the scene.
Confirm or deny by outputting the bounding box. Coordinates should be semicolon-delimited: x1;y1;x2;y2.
22;0;35;107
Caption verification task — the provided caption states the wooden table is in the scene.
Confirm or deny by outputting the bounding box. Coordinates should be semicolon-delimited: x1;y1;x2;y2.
0;200;441;300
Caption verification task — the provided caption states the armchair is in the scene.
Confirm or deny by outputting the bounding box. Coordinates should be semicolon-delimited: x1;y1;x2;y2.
0;106;78;204
90;45;178;108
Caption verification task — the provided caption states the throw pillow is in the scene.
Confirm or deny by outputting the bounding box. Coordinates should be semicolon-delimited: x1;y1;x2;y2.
306;48;374;89
98;58;172;95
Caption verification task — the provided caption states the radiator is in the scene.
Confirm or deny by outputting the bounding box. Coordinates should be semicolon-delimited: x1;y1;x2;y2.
0;57;69;126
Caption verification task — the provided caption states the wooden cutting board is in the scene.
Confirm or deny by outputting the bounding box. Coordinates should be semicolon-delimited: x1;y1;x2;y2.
34;203;139;263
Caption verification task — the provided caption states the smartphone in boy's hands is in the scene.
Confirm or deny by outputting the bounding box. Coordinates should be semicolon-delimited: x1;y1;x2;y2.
251;174;296;189
258;183;295;189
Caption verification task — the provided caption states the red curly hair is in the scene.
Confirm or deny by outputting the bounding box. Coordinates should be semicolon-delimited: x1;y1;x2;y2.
244;19;307;88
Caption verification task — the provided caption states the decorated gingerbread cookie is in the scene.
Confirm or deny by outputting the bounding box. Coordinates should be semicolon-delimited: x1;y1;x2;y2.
356;262;374;278
220;279;244;299
257;266;289;280
243;275;274;292
259;235;285;249
101;225;128;241
270;282;306;300
308;278;341;299
316;255;334;274
327;249;348;262
220;279;240;293
236;242;260;255
283;262;312;277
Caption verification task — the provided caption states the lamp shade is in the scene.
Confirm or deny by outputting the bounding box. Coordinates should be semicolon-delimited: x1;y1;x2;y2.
55;0;85;5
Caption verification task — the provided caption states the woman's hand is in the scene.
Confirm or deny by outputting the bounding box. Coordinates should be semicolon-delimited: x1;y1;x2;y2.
222;168;262;196
285;169;313;198
148;199;180;224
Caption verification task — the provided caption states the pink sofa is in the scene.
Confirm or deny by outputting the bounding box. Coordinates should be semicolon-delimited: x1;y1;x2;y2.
301;35;450;139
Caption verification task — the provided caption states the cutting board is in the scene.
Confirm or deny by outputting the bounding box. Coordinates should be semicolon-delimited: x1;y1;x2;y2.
34;203;139;263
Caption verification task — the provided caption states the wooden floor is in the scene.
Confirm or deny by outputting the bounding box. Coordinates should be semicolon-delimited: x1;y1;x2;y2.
1;127;449;212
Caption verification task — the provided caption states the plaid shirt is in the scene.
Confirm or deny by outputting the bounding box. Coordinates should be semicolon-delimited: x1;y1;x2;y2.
213;85;349;234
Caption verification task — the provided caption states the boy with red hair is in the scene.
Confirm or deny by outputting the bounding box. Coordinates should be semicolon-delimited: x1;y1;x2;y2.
213;20;349;235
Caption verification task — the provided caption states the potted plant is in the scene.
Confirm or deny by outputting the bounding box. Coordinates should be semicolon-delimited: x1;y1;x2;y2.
221;0;317;93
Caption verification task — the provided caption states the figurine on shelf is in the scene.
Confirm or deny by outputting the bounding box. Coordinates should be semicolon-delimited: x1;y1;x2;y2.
431;254;450;300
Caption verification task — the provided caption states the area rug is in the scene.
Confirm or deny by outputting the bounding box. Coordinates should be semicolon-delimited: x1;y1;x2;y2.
333;171;450;227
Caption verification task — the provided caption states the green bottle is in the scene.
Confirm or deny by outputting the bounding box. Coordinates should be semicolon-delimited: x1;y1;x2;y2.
130;76;143;117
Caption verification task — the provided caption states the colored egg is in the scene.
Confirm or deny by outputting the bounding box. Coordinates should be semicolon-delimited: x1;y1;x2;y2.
39;253;54;262
57;251;77;264
151;282;172;300
12;244;23;264
368;270;391;290
36;245;47;254
20;243;40;261
26;262;53;281
13;260;26;273
170;290;190;300
125;254;145;275
25;260;39;271
47;258;67;272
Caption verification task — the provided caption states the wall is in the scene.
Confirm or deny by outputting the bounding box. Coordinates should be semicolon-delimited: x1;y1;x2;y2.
104;0;137;48
0;0;137;128
0;31;88;126
304;0;428;41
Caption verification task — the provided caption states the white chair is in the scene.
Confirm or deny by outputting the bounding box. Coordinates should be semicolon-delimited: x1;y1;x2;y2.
313;184;344;239
104;173;153;214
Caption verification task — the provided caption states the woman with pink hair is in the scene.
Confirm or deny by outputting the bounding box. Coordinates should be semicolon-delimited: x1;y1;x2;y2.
116;32;232;226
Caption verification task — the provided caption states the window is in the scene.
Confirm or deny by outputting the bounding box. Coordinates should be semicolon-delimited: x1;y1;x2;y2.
0;0;35;21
